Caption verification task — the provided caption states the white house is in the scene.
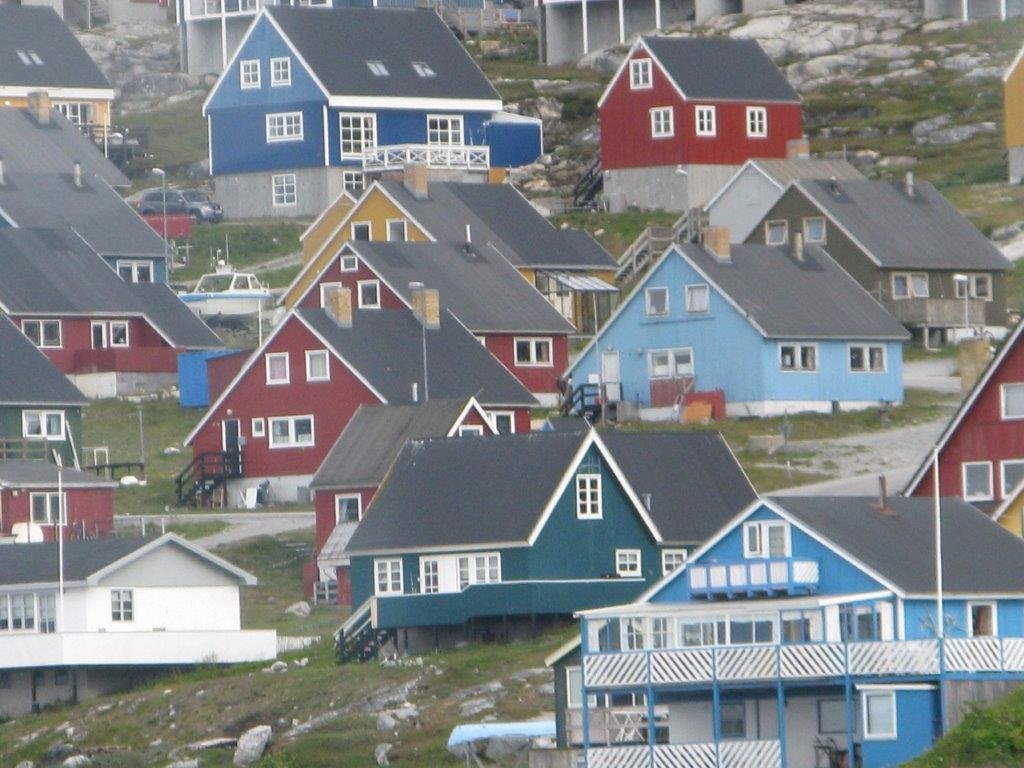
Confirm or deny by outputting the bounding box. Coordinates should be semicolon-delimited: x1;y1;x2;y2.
0;534;277;716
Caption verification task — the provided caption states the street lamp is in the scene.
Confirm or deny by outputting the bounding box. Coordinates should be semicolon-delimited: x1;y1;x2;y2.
953;273;970;342
151;167;170;277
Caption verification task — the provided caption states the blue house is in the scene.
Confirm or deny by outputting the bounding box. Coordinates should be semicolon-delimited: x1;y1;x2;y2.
568;231;910;419
550;494;1024;768
202;5;542;220
337;427;756;658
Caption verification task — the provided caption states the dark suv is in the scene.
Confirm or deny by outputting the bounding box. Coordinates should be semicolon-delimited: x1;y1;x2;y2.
181;189;224;223
128;188;190;216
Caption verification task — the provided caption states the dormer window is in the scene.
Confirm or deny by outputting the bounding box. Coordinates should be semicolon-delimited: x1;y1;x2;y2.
270;57;291;86
576;474;602;519
366;60;389;76
629;58;652;89
743;520;789;558
412;61;436;78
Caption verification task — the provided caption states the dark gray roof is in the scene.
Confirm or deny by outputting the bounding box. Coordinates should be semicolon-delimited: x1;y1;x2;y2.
600;431;756;544
379;180;617;270
795;178;1010;271
297;307;535;407
310;399;474;490
642;36;799;102
0;7;112;92
347;241;576;334
677;242;910;340
0;459;115;488
772;495;1024;594
0;314;86;406
0;537;146;586
346;431;588;552
265;6;498;102
0;229;221;348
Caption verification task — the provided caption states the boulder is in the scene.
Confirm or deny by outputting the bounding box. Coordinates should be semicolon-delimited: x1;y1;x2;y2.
188;737;237;751
538;682;556;696
284;601;311;618
376;712;397;732
485;735;532;761
61;757;91;768
459;697;496;718
233;725;273;767
916;122;996;146
15;761;35;768
165;761;200;768
44;743;77;763
375;743;393;766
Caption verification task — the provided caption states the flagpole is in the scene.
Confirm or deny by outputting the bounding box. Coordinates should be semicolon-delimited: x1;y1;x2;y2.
58;467;65;630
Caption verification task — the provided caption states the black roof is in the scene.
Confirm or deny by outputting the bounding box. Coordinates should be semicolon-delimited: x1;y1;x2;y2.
310;399;474;490
772;495;1024;594
347;241;576;334
677;242;910;340
297;307;535;407
0;537;146;586
0;315;86;406
265;6;499;102
0;459;115;488
641;36;799;102
0;229;221;348
380;180;617;271
0;7;112;92
795;178;1010;271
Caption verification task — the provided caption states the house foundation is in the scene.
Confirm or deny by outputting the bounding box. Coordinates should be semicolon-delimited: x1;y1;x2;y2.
604;163;740;212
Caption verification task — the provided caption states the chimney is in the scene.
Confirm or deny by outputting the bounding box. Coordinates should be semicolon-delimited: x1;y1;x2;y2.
791;232;804;262
72;160;82;189
323;284;353;328
27;90;51;124
702;226;731;262
904;171;915;197
403;163;429;200
786;137;811;160
409;282;440;330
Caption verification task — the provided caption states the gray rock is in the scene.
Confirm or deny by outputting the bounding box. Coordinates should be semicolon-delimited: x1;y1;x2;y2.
538;682;556;696
916;122;996;146
15;761;35;768
992;222;1024;241
267;660;288;673
284;600;311;617
375;743;392;766
188;737;237;751
485;735;532;761
877;155;918;168
61;757;91;768
165;761;200;768
376;712;397;732
941;52;990;73
459;697;496;718
911;114;952;140
44;743;77;762
577;48;624;75
392;703;420;722
233;725;272;767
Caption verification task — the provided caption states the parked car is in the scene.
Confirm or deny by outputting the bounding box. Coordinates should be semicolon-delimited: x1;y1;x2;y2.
128;188;190;216
181;189;223;223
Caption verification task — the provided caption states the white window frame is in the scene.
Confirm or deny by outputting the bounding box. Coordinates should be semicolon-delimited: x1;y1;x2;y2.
489;410;515;435
645;286;669;317
21;319;62;348
1002;458;1024;497
334;493;362;524
110;588;134;622
29;492;65;525
357;279;381;309
266;112;303;143
426;114;464;146
779;343;818;373
251;418;265;438
342;170;366;193
305;349;330;382
91;321;107;349
116;259;153;283
746;106;768;138
319;282;343;308
22;410;65;440
662;549;687;576
366;60;389;76
265;352;290;385
412;61;436;78
271;173;297;207
861;690;897;740
803;216;826;244
350;221;372;241
55;101;88;125
648;348;694;380
629;58;652;90
743;520;791;558
420;558;440;594
848;344;887;373
270;56;291;86
695;105;716;137
374;559;403;595
650;107;674;139
968;601;998;637
458;424;485;436
267;415;315;449
240;59;260;89
457;553;502;589
685;284;709;314
514;337;554;367
615;549;642;577
109;321;129;348
339;255;359;272
1001;383;1024;420
386;219;408;242
962;460;994;501
576;474;602;519
891;272;929;299
765;219;789;246
339;113;377;158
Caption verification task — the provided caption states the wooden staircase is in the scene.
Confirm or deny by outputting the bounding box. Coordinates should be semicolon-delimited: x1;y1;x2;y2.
572;158;603;209
336;599;393;663
174;450;244;507
616;208;706;283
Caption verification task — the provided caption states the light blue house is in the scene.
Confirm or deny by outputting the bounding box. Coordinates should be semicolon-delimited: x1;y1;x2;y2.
550;494;1024;767
201;5;542;219
568;234;909;418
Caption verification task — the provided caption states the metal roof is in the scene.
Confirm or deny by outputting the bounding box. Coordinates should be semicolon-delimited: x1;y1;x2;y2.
0;460;116;488
0;314;87;406
0;7;112;92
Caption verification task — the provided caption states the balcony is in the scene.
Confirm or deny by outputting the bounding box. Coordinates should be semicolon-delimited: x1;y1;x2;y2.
885;297;986;327
588;740;782;768
0;630;278;669
687;559;819;598
361;144;490;172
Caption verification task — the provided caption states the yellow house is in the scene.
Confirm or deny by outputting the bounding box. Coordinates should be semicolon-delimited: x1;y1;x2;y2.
992;478;1024;537
1004;43;1024;184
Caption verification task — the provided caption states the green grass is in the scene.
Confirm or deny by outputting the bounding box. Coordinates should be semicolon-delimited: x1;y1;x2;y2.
174;221;306;284
163;520;230;540
551;209;680;257
907;685;1024;767
119;97;208;184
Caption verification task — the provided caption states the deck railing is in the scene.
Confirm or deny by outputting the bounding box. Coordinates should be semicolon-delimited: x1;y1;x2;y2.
587;740;781;768
688;558;819;597
361;144;490;171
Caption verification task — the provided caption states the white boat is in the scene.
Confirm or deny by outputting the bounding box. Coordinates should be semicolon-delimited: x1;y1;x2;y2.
179;263;274;319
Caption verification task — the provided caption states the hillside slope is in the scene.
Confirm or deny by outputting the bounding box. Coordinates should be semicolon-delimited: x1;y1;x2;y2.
907;685;1024;767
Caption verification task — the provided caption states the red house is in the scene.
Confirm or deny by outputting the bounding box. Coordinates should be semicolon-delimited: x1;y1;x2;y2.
0;460;116;542
905;323;1024;510
597;35;803;212
0;228;222;398
309;397;496;602
181;290;536;508
290;240;575;404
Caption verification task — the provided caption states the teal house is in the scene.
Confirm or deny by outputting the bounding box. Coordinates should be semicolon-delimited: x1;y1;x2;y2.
339;428;755;657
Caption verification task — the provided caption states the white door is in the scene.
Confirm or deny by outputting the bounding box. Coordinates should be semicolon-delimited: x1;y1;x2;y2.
601;350;621;403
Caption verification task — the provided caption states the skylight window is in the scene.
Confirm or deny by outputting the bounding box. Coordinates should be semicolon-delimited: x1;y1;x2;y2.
412;61;435;78
366;60;389;77
16;50;43;66
29;51;43;65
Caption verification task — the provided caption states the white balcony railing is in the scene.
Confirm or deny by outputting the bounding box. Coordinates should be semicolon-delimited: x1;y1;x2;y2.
588;740;782;768
361;144;490;172
688;559;819;597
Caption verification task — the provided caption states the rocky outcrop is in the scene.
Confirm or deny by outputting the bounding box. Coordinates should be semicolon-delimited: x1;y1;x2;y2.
233;725;272;767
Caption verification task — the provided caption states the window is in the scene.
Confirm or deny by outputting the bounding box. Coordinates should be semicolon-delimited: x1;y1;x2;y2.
23;410;64;440
421;559;439;593
765;220;789;246
963;461;993;501
849;344;886;373
1003;383;1024;420
387;219;407;242
892;272;929;299
514;338;553;367
840;604;883;641
110;589;133;622
576;474;602;519
746;106;768;137
566;666;584;708
695;105;716;136
265;352;290;385
374;559;403;594
803;217;826;244
648;348;693;379
427;115;463;146
266;112;303;142
240;59;260;89
339;113;376;157
30;492;64;525
457;553;501;589
272;173;297;207
662;549;687;576
351;221;372;241
969;602;997;637
780;343;817;372
335;493;361;523
32;594;54;631
366;60;389;76
743;521;789;558
623;617;645;650
645;287;669;316
955;273;993;300
22;319;61;348
651;617;671;649
862;691;896;740
342;171;365;193
268;415;314;448
56;102;88;125
91;322;106;349
629;59;652;89
720;703;746;739
412;61;436;77
685;284;709;314
650;107;673;138
117;260;153;283
1002;459;1024;497
305;349;330;382
357;280;380;308
10;594;34;630
490;411;515;435
340;255;359;272
458;424;485;436
251;418;265;438
616;550;642;577
729;616;775;645
109;321;129;348
270;56;291;86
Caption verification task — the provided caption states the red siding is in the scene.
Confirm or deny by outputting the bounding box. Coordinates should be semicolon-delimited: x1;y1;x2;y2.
0;486;114;540
599;49;803;170
314;486;376;552
485;334;568;395
298;257;405;311
16;316;182;374
208;351;249;402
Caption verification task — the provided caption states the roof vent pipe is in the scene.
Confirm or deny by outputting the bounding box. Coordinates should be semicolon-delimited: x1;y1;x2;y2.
73;160;82;188
905;171;915;197
874;475;895;516
465;224;472;245
411;381;419;403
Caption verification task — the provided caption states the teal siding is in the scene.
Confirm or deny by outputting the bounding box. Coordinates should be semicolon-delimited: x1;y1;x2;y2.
0;405;82;467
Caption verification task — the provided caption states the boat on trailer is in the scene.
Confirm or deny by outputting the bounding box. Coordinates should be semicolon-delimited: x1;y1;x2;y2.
179;263;274;319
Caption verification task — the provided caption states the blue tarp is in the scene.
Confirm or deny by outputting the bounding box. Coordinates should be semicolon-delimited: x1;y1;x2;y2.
447;721;555;749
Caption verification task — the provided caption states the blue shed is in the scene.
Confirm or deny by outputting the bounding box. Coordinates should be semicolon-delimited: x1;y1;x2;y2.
178;348;245;408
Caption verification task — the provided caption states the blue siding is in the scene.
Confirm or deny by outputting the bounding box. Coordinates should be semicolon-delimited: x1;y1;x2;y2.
99;255;167;284
903;598;1024;640
859;689;938;768
487;118;543;168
